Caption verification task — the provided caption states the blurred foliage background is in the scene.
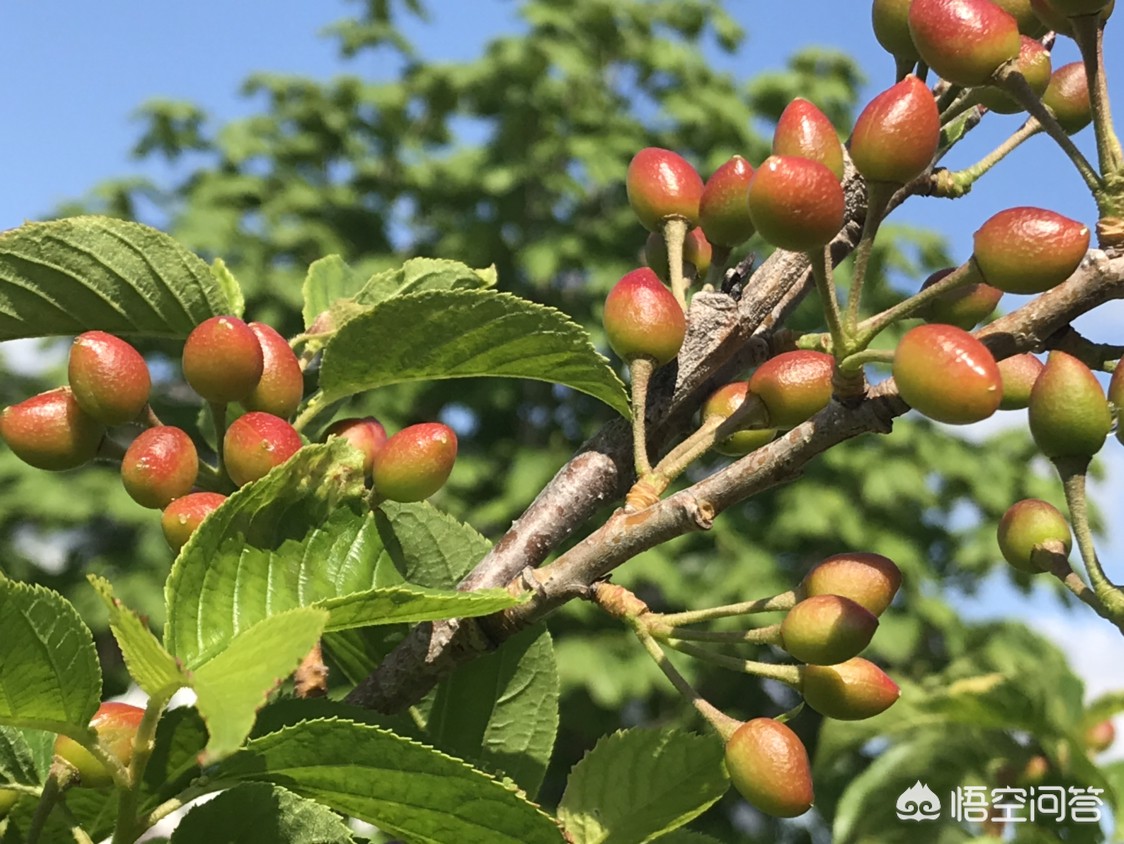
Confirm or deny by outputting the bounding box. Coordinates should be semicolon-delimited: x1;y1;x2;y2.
2;1;1120;840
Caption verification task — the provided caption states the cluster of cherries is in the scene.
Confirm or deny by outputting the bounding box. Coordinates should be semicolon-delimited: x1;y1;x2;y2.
598;0;1117;819
0;315;458;551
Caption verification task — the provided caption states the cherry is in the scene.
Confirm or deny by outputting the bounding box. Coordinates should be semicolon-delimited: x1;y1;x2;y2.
701;382;775;457
1109;358;1124;444
1028;351;1110;459
182;315;264;404
724;719;814;818
626;148;704;232
997;353;1045;410
1032;0;1114;30
747;155;844;253
997;498;1072;573
161;491;227;551
780;595;879;665
699;156;756;248
1084;720;1116;754
893;324;1002;424
908;0;1021;86
773;99;844;181
0;387;104;471
992;0;1049;34
973;207;1090;295
121;426;199;509
800;552;902;617
974;36;1052;114
54;702;144;788
748;351;835;429
325;417;389;475
0;788;21;817
801;657;901;720
850;76;940;185
371;422;458;503
918;266;1002;330
872;0;921;62
223;412;303;487
67;331;151;425
603;269;686;367
242;322;304;419
1044;63;1093;134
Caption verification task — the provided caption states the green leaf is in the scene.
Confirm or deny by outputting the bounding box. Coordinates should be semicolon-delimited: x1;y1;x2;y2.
0;727;40;786
427;625;558;798
375;500;491;588
320;583;524;631
89;576;185;698
216;718;565;844
164;441;371;666
0;216;235;340
0;575;100;733
652;833;725;844
354;257;497;308
301;254;365;329
170;783;355;844
558;728;727;844
192;607;329;762
317;289;629;417
210;258;245;318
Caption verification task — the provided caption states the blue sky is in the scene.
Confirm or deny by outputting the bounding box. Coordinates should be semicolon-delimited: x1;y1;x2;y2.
4;1;1124;704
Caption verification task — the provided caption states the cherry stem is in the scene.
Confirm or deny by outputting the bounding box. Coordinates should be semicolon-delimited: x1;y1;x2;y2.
654;623;783;646
26;770;65;844
634;626;742;740
139;783;213;832
664;638;802;687
95;436;128;463
845;182;893;333
629;357;657;478
207;401;231;482
855;259;978;346
838;348;895;372
112;691;172;844
1033;543;1123;630
995;65;1103;193
808;244;849;356
934;81;966;114
895;56;916;83
936;118;1044;197
662;217;691;311
1056;457;1124;620
1070;14;1124;175
137;403;164;429
658;590;798;627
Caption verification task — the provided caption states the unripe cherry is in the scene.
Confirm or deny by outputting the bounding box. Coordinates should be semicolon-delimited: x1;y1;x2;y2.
161;491;227;551
0;387;104;471
800;552;902;617
1109;358;1124;444
1043;63;1093;134
324;416;389;475
182;315;264;404
872;0;921;61
702;382;775;457
997;498;1071;573
645;231;711;282
747;155;845;253
919;266;1003;330
975;36;1052;114
724;719;814;818
223;412;303;487
626;148;704;232
242;323;303;419
850;76;940;185
992;0;1049;34
908;0;1021;86
998;353;1045;410
121;426;199;509
780;595;879;665
1084;720;1116;754
1028;351;1110;459
54;702;144;788
68;331;151;425
0;788;22;817
603;269;686;366
748;351;835;429
372;422;458;503
801;657;901;720
973;208;1089;295
773;99;844;181
699;156;756;248
893;324;1002;424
